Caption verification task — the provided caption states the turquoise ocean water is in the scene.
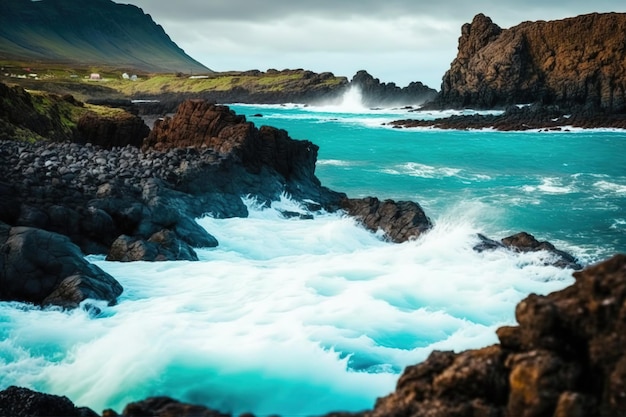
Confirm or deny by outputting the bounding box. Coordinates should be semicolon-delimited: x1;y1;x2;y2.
1;92;624;416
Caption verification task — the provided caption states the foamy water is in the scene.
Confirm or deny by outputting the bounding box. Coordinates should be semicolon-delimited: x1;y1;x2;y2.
0;197;574;415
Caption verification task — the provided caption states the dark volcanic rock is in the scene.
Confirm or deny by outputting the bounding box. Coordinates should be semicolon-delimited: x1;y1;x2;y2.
0;386;97;417
76;111;150;148
389;103;626;131
340;197;432;243
144;99;344;207
475;231;582;269
350;70;437;107
122;396;230;417
430;13;626;112
0;223;123;308
106;230;201;262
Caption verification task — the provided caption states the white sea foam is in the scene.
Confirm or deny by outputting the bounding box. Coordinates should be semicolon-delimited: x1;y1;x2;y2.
523;177;574;194
594;180;626;195
317;159;358;167
0;197;576;416
382;162;461;179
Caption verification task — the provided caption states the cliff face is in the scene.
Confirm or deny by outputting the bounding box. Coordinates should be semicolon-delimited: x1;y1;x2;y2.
436;13;626;112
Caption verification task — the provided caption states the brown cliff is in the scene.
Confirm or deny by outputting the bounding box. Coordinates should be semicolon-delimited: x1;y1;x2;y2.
144;99;344;207
434;13;626;112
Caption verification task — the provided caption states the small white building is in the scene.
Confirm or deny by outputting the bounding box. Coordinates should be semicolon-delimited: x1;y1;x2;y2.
122;73;130;80
89;73;101;80
130;74;138;81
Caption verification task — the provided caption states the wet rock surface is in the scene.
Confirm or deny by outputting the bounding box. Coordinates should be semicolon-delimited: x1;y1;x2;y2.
0;222;122;307
475;231;582;269
389;103;626;131
340;196;432;243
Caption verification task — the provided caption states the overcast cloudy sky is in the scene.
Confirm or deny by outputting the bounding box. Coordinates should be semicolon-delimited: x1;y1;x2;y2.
115;1;625;89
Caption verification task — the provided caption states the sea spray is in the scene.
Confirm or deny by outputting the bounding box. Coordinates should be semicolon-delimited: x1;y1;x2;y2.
0;197;575;416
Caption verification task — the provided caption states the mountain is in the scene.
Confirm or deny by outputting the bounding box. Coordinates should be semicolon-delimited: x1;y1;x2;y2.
0;0;211;74
430;13;626;112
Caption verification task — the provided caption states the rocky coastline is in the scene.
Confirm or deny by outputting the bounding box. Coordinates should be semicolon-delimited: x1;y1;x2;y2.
1;80;609;417
388;103;626;131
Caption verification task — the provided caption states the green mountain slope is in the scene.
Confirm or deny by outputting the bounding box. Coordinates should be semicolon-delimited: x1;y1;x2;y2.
0;0;211;74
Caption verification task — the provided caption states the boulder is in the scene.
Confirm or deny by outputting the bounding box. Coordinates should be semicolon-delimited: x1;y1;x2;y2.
122;396;230;417
106;230;200;262
0;386;97;417
0;223;123;308
340;196;432;243
474;231;582;269
76;111;150;149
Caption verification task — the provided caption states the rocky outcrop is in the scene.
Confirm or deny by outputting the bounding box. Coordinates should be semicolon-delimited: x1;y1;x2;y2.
106;230;201;262
340;197;432;243
0;82;150;146
121;396;229;417
144;99;344;207
76;111;150;149
0;222;123;308
350;70;437;107
0;386;97;417
0;82;77;142
389;103;626;131
431;13;626;112
475;231;582;269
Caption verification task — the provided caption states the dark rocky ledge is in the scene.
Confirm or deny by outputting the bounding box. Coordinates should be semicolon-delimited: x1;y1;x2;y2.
388;104;626;131
3;254;625;417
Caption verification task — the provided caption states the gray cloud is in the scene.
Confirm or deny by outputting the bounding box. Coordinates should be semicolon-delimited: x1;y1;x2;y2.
115;0;626;88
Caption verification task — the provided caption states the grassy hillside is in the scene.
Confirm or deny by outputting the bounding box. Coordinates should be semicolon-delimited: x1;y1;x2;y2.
0;0;211;74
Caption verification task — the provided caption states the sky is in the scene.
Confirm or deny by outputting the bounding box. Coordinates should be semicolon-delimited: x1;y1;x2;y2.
115;1;626;90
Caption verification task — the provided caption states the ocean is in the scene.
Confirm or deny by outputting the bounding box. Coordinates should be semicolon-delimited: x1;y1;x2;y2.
1;89;625;416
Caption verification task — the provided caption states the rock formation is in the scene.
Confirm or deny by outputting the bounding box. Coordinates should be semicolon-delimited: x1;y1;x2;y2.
144;99;344;207
431;13;626;112
340;197;432;243
350;70;437;107
0;222;122;308
0;386;98;417
389;103;626;131
475;231;582;270
0;82;149;146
